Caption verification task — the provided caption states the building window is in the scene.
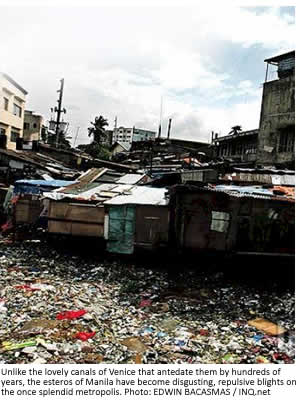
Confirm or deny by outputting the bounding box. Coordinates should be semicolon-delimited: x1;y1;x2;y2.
4;97;9;111
278;130;294;153
10;130;20;142
0;127;6;135
24;122;30;130
13;103;22;118
33;123;37;128
210;211;230;233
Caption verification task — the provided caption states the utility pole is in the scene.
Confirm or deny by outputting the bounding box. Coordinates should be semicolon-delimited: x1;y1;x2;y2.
55;78;65;148
167;118;172;140
158;96;163;139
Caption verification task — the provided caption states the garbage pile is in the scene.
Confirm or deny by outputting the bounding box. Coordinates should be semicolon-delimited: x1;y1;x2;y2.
0;238;295;364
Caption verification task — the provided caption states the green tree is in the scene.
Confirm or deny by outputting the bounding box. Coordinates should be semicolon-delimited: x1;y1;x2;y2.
88;115;109;144
77;143;111;160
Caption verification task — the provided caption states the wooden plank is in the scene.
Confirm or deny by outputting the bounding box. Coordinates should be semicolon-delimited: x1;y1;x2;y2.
48;202;104;223
15;200;42;224
48;220;72;235
248;318;286;336
71;222;104;236
48;220;103;236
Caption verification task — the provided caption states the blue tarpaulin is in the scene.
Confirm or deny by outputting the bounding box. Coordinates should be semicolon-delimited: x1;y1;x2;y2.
14;180;77;195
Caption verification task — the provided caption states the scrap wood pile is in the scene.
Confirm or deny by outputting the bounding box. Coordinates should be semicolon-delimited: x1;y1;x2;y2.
0;239;294;364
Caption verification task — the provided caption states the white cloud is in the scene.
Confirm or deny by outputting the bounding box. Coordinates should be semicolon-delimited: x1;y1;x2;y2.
194;6;295;51
0;5;294;145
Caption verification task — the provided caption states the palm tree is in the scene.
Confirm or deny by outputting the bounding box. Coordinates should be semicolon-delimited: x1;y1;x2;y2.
229;125;242;135
88;115;108;144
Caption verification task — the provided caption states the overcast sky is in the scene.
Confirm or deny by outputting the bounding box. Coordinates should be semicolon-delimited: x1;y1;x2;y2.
0;4;295;146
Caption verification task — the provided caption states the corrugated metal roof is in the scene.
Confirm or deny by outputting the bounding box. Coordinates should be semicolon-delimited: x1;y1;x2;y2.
271;174;295;186
43;183;135;202
214;184;295;202
216;185;274;197
104;186;168;206
58;172;146;194
233;167;295;174
170;184;295;203
116;173;146;184
272;186;295;199
221;172;295;186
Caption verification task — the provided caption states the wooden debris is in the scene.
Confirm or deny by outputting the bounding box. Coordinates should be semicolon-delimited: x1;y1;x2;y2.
248;318;286;336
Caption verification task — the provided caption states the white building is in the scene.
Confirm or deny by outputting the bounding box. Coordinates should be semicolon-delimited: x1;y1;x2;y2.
112;126;156;146
0;73;27;150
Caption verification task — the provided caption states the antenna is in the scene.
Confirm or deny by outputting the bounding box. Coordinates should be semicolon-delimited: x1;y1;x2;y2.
73;126;80;148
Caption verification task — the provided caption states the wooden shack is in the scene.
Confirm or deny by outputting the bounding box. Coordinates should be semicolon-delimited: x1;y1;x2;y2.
104;187;169;254
48;201;105;236
46;170;148;238
169;185;295;256
13;179;76;225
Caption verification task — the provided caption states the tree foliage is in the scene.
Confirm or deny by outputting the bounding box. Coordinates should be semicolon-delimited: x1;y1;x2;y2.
88;115;109;144
77;143;111;160
78;115;111;160
229;125;242;135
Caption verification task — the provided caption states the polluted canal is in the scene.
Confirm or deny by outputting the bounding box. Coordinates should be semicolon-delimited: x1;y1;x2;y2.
0;236;294;364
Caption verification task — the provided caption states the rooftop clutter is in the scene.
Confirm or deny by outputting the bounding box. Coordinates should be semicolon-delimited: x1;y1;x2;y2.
0;138;295;365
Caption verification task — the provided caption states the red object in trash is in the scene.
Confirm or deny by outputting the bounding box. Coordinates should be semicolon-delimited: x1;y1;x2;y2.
199;329;210;336
1;221;14;233
15;284;40;292
11;196;20;204
56;310;86;320
273;352;292;363
75;331;96;341
139;299;152;308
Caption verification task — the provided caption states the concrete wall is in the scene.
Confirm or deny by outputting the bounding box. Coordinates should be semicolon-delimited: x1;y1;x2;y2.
0;74;27;150
257;74;295;166
23;111;43;141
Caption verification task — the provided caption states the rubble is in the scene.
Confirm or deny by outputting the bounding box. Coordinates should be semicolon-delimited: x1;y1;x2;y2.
0;238;294;364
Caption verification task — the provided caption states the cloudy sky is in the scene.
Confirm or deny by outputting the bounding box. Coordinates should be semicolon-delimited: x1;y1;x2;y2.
0;3;295;146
